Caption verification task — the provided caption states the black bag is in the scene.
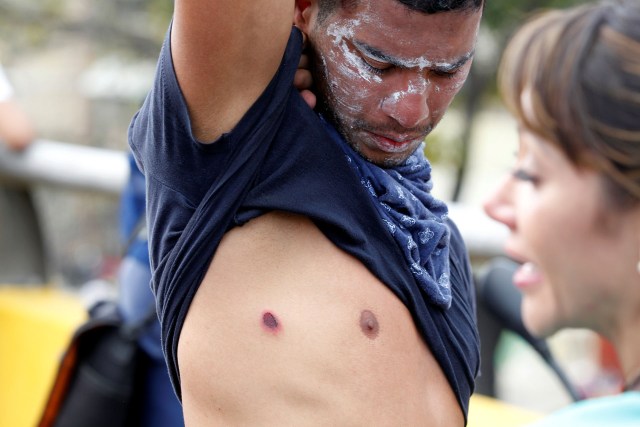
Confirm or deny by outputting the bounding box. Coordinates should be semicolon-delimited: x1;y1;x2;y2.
38;301;157;427
38;215;155;427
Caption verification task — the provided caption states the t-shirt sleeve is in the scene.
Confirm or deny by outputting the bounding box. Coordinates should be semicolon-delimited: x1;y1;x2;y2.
127;24;237;284
128;25;233;207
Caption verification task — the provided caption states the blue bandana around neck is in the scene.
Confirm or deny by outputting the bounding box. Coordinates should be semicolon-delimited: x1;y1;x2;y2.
320;116;452;309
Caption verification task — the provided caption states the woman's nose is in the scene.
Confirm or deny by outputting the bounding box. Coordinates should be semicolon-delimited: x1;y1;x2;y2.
483;175;516;230
381;77;430;129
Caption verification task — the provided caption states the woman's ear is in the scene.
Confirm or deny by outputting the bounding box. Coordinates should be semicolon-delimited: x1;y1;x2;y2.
294;0;316;33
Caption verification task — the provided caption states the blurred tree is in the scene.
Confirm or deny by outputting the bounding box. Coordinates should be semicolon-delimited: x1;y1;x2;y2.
0;0;171;58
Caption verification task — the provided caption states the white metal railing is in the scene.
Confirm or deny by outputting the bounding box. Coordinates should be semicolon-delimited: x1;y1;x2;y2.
0;139;507;257
447;203;508;259
0;139;129;194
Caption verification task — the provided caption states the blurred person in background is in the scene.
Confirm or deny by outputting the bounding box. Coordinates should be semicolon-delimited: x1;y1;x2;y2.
117;153;185;426
0;62;34;150
483;0;640;425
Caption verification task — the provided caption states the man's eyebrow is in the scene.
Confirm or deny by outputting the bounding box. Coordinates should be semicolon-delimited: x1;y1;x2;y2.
433;51;475;72
354;41;406;68
353;40;475;72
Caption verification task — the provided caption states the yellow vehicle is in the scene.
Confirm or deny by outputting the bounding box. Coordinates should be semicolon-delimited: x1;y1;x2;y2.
0;284;541;427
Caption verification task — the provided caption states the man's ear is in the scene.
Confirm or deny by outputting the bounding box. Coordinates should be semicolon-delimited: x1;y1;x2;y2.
294;0;316;33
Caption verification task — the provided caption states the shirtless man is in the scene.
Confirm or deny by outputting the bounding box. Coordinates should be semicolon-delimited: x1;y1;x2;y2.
129;0;483;425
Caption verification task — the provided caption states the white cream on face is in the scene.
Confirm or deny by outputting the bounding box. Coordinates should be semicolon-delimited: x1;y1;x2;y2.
327;19;383;84
352;37;473;95
382;79;430;115
311;2;481;165
318;18;383;117
319;13;473;120
354;40;466;73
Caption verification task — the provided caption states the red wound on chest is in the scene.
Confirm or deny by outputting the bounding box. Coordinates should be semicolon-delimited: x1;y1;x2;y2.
262;311;280;333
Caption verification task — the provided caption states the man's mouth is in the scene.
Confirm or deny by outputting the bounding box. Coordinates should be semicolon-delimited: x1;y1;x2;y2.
366;131;425;154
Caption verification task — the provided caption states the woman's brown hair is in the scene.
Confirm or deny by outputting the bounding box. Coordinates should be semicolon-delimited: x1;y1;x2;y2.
498;0;640;208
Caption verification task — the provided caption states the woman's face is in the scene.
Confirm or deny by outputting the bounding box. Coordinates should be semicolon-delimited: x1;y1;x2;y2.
483;122;639;338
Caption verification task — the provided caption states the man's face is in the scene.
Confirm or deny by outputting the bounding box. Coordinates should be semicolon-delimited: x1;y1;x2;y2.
306;0;482;166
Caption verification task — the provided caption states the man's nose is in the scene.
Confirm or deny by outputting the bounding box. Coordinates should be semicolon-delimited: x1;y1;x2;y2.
482;175;516;231
381;76;430;129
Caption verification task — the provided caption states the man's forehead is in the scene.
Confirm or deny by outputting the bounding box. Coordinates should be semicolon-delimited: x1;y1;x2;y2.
326;21;477;70
328;2;481;56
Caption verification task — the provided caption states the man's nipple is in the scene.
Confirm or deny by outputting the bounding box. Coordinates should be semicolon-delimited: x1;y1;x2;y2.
359;309;379;339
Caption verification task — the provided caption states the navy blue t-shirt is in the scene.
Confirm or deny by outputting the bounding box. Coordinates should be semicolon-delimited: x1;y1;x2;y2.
129;26;479;419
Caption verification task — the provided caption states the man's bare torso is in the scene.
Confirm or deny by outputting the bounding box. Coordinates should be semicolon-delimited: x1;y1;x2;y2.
178;211;463;426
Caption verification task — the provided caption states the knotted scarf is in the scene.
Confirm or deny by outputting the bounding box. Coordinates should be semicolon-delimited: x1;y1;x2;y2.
321;116;452;309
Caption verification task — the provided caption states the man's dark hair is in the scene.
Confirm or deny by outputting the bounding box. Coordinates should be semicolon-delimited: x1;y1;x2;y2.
320;0;484;17
397;0;483;13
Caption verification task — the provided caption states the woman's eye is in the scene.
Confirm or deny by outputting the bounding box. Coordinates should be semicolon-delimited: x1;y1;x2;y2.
512;168;539;184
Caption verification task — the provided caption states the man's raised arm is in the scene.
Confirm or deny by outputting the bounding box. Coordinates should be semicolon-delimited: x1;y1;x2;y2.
171;0;295;142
